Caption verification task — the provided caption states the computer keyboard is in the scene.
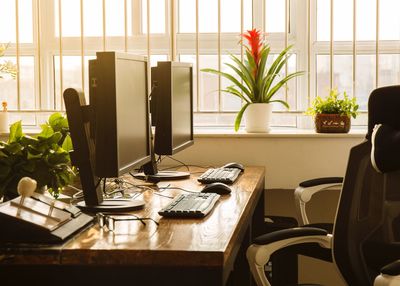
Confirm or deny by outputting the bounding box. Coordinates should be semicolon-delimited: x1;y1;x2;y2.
158;192;220;218
197;167;242;184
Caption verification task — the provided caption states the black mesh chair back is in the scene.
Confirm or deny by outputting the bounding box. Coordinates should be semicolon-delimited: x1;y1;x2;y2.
333;85;400;286
367;85;400;140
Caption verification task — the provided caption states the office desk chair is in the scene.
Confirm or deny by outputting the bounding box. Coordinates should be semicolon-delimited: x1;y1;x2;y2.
247;85;400;286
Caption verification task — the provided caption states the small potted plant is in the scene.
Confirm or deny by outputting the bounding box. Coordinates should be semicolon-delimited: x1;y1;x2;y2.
306;89;359;133
202;29;304;132
0;113;76;201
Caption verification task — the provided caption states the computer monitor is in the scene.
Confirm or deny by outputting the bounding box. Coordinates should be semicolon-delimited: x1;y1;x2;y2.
93;52;152;178
141;61;194;180
64;52;151;212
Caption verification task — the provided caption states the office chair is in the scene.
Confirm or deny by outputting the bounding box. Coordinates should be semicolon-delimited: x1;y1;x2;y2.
247;85;400;286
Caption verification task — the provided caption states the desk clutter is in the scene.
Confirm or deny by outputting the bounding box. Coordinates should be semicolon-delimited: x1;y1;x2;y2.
0;164;243;243
0;177;93;244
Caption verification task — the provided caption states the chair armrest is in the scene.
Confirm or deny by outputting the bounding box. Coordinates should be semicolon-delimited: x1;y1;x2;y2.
247;228;331;286
381;260;400;275
299;177;343;188
295;177;343;225
253;227;328;245
374;260;400;286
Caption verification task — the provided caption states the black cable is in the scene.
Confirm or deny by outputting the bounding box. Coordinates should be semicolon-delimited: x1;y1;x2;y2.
165;156;190;171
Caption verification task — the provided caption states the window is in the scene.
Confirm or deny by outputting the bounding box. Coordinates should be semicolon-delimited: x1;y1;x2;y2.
1;0;399;128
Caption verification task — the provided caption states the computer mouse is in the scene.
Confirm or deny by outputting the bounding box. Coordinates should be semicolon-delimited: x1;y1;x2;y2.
201;182;232;195
222;162;245;172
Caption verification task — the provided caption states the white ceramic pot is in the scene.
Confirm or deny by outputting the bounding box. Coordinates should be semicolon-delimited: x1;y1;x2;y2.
245;103;273;133
0;111;8;134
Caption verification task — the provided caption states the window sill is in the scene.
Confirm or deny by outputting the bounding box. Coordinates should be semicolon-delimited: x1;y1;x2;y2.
193;127;367;138
0;127;367;141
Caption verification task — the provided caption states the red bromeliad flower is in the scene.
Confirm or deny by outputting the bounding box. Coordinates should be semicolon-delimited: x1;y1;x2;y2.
242;29;264;68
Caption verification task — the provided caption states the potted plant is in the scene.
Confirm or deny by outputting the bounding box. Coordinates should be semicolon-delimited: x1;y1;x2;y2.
0;113;76;200
202;29;304;132
306;89;359;133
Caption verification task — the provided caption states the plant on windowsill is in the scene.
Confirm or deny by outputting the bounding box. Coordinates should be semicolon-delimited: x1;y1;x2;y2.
201;29;304;132
0;113;76;201
305;89;359;133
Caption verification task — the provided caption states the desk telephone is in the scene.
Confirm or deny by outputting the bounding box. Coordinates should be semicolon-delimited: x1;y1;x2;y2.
0;178;93;243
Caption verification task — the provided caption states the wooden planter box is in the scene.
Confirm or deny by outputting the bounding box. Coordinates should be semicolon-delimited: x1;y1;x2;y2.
315;113;351;133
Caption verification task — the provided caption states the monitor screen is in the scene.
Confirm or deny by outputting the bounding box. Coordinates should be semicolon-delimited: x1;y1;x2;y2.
151;61;194;156
93;52;152;178
115;57;149;174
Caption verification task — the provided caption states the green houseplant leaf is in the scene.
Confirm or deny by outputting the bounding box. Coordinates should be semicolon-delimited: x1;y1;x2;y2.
0;113;76;200
306;89;359;119
201;30;304;131
8;121;23;143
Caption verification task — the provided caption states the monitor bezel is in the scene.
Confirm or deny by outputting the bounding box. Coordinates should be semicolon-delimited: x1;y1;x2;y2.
152;61;194;156
94;51;153;178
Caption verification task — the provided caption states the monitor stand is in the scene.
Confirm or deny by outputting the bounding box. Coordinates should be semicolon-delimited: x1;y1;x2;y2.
76;199;145;212
134;170;190;182
138;158;190;181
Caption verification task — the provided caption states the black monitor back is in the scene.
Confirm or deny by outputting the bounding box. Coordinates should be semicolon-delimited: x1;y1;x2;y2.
151;61;194;155
92;52;152;178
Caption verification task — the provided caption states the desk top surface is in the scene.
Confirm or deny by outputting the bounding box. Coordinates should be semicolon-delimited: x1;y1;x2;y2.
0;166;265;267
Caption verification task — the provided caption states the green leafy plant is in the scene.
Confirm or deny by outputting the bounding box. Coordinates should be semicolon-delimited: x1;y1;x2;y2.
0;43;17;79
0;113;75;200
202;29;304;131
306;89;359;119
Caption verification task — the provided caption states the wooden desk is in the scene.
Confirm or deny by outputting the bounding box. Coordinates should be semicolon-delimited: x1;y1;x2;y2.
0;166;265;286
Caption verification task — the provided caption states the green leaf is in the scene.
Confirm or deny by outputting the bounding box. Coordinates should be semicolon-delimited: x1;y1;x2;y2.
224;62;254;96
222;87;251;104
38;124;54;139
0;149;8;158
228;54;255;90
47;132;63;145
20;135;39;146
0;164;11;180
266;71;305;101
21;160;35;173
201;68;253;100
234;103;250;132
62;134;73;152
263;45;294;96
27;149;43;160
48;112;69;132
49;112;63;126
8;121;23;143
7;142;23;155
268;99;290;109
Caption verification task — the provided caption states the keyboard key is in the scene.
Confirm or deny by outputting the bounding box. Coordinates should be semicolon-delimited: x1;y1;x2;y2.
197;167;242;184
158;193;220;218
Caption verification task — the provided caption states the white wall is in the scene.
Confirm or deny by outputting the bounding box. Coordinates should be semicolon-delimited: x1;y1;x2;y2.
171;132;365;189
